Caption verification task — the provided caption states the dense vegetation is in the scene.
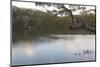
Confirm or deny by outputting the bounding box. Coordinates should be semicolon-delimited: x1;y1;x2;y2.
12;6;96;37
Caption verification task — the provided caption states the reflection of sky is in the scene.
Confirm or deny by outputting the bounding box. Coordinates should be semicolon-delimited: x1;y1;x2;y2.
64;35;95;52
12;42;34;57
24;46;34;57
12;1;95;15
12;35;95;65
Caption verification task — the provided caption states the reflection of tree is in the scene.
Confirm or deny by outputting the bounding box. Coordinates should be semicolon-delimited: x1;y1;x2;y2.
74;50;94;56
67;35;75;40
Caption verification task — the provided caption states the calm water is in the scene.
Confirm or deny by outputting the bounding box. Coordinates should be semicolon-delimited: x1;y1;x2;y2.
12;35;95;65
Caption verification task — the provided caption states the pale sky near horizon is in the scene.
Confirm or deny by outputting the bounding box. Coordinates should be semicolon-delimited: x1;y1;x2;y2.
12;0;95;15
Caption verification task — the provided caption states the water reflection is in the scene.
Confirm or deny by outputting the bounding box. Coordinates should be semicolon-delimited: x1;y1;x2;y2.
12;35;95;65
13;42;34;56
74;50;94;56
24;45;34;57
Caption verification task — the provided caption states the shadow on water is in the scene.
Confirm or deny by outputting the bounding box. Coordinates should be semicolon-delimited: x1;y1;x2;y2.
12;30;76;44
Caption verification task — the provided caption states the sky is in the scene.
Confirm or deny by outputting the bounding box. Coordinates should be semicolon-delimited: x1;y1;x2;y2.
12;0;95;15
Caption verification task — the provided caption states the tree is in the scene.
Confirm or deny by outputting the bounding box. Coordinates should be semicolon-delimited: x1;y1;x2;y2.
34;2;96;32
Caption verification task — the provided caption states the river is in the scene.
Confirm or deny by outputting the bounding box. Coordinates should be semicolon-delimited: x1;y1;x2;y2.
12;35;95;66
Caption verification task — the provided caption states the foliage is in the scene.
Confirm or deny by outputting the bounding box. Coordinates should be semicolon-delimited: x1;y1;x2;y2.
12;6;96;35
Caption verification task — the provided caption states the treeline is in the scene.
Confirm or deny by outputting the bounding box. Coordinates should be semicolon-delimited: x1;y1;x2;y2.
12;6;96;35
